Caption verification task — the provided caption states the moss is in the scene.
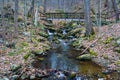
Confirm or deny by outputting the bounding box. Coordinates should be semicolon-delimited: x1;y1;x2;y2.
27;13;32;18
8;51;16;56
38;57;44;61
114;49;120;53
102;54;109;59
33;43;38;47
77;54;93;60
89;49;97;56
4;61;9;64
89;34;95;41
103;37;114;44
17;17;23;22
23;52;31;60
21;42;29;47
38;31;48;38
115;60;120;65
72;38;83;47
32;50;43;55
32;37;39;43
37;23;45;30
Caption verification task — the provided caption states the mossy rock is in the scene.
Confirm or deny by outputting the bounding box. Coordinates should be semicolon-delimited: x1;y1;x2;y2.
38;57;45;61
102;54;109;59
31;50;44;55
47;27;56;32
37;23;46;30
23;52;32;60
71;38;83;47
115;60;120;65
114;48;120;53
68;27;83;36
17;17;23;22
38;31;48;38
32;37;39;43
103;37;114;44
20;42;29;47
8;48;25;56
89;49;97;56
10;64;21;72
77;54;93;60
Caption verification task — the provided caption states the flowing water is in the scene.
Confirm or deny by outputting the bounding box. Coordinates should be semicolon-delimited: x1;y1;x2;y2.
33;30;119;80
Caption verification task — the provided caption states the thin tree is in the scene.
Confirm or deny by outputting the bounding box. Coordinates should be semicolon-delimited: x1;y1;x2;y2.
24;0;27;31
43;0;46;13
14;0;18;37
84;0;93;36
111;0;119;22
34;0;39;26
1;0;5;40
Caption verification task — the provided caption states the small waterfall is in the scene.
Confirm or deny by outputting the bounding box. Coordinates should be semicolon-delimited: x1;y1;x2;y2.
58;39;69;51
47;30;53;36
62;29;67;35
47;30;54;41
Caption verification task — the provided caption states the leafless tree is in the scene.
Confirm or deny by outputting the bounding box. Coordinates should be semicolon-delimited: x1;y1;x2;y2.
111;0;119;22
84;0;93;36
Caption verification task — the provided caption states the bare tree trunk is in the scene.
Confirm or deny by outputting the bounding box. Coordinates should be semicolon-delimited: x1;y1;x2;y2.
111;0;119;22
34;0;39;26
14;0;18;37
29;0;35;42
43;0;46;13
24;0;27;31
1;0;5;40
98;0;102;36
1;0;4;27
84;0;93;36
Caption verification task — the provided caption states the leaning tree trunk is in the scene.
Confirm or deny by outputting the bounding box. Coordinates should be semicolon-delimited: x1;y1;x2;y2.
14;0;18;37
84;0;93;36
111;0;119;22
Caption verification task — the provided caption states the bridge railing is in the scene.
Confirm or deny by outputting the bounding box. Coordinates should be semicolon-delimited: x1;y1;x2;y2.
45;12;84;19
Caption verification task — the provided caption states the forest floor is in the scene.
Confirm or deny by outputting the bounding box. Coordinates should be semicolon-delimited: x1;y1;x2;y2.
0;27;50;77
82;23;120;71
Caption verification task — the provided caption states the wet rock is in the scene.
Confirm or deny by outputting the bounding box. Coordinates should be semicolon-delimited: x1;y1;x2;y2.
6;42;16;48
31;50;47;56
55;71;66;80
10;75;19;80
10;64;21;72
2;77;9;80
30;74;36;80
98;78;104;80
102;69;113;75
21;74;28;80
116;39;120;45
23;32;30;37
73;75;84;80
0;38;4;44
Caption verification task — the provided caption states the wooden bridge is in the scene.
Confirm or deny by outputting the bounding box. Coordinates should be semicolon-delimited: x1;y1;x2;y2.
44;12;85;21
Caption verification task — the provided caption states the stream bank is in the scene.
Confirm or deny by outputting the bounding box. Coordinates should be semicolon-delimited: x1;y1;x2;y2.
0;20;120;80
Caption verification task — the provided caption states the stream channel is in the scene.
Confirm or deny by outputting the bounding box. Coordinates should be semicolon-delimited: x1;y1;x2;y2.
33;29;119;80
